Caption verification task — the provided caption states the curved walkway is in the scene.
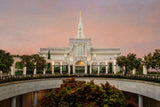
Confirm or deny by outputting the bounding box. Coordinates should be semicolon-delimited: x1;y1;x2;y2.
0;77;160;101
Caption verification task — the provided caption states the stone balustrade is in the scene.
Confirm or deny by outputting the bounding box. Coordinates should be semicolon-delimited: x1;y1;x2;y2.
0;77;160;107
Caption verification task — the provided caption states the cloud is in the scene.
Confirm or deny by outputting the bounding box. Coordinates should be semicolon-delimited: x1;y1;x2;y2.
0;0;159;57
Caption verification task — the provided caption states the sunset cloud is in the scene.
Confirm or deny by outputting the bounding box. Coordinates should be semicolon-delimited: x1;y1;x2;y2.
0;0;159;57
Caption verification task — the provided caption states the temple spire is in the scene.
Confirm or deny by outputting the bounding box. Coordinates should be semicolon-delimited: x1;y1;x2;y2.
79;11;82;24
76;11;84;38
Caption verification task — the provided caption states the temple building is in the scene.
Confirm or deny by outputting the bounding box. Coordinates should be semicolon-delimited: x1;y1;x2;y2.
39;12;121;74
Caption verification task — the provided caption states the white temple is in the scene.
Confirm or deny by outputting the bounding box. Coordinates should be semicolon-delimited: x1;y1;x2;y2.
39;12;121;74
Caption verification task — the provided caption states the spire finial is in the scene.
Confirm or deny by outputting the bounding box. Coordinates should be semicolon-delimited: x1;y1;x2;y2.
76;11;84;38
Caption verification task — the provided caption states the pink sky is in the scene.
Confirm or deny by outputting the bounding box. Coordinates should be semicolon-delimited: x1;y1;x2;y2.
0;0;160;57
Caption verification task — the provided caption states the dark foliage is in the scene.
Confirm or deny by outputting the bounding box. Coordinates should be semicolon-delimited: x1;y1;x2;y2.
0;50;14;73
40;78;126;107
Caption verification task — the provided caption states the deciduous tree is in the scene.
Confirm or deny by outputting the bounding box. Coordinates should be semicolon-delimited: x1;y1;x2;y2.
116;53;142;75
40;78;126;107
143;50;160;72
0;50;14;73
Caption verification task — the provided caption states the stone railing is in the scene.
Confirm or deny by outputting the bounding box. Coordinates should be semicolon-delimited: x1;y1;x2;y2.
0;74;160;84
0;76;160;107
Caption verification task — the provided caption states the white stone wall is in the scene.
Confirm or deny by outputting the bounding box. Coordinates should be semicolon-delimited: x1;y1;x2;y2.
51;55;64;60
39;38;120;69
94;54;115;61
0;78;160;101
69;38;91;58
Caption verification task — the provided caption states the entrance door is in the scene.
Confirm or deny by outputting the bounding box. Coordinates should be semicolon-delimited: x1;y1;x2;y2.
75;61;85;74
75;66;85;74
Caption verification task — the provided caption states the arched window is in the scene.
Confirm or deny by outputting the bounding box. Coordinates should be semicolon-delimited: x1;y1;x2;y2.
78;44;83;56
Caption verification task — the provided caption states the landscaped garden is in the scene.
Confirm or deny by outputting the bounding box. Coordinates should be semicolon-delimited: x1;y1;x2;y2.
40;78;137;107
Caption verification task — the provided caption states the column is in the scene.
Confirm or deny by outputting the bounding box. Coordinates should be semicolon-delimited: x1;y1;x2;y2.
106;62;108;74
11;65;15;76
11;96;16;107
113;60;117;74
123;66;126;75
73;64;75;74
132;68;136;75
0;71;2;79
68;64;70;74
33;91;37;107
142;58;147;75
51;64;54;74
33;68;36;75
138;95;143;107
60;62;62;74
43;68;46;75
90;63;92;74
23;66;26;75
98;62;100;75
113;65;117;74
143;65;147;75
85;64;87;74
33;62;37;75
51;61;54;74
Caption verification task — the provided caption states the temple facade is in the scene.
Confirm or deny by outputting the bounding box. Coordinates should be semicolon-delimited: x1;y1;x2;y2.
39;12;121;74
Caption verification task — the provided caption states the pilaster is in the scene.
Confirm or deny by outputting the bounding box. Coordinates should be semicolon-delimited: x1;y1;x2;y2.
60;62;62;74
98;62;100;75
106;62;108;74
85;64;87;74
23;66;26;75
90;63;92;74
68;64;70;74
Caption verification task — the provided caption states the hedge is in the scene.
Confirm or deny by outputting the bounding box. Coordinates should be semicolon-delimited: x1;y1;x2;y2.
0;74;160;84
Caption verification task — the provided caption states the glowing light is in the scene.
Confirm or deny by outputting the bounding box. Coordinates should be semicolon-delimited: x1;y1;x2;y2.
76;61;85;66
